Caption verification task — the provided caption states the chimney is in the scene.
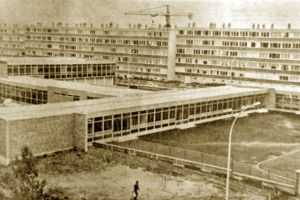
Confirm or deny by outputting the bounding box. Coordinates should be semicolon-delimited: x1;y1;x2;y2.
288;23;291;29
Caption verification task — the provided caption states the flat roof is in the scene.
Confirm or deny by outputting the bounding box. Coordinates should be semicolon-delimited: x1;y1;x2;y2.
233;82;300;94
0;76;151;97
0;57;115;65
0;86;268;120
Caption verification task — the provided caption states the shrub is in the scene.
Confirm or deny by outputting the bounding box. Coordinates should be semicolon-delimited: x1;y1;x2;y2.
12;146;68;200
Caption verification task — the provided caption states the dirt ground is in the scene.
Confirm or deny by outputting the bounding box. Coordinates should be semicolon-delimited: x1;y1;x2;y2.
0;148;275;200
42;164;268;200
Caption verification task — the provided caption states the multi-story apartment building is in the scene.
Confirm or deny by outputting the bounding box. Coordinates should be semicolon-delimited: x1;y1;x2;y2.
2;22;300;87
0;24;26;56
175;23;300;86
24;23;170;81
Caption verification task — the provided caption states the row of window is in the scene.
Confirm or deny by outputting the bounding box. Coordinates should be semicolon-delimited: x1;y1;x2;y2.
117;56;167;65
27;35;168;47
178;29;295;38
0;83;47;104
177;48;300;60
26;27;168;37
276;93;300;110
120;65;162;74
183;40;300;50
182;67;295;82
184;68;243;78
177;58;300;72
87;94;266;142
7;64;116;78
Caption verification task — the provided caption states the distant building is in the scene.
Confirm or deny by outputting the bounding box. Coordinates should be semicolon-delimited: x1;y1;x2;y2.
0;85;270;165
0;76;150;104
0;56;116;85
1;23;300;166
2;22;300;87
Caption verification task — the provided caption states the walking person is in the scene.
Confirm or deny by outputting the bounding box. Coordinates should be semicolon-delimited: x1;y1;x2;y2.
133;180;139;200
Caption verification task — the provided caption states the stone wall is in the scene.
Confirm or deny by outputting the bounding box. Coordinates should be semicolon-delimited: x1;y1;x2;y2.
8;114;76;159
0;118;7;159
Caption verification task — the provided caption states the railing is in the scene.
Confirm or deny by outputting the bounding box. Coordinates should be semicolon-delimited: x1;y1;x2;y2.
93;141;296;195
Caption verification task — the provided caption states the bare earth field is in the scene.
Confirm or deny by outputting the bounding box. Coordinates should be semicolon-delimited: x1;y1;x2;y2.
0;147;277;200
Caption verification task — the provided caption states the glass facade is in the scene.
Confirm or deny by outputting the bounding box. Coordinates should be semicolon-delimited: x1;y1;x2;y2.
0;83;47;104
276;93;300;111
87;94;266;142
7;63;116;79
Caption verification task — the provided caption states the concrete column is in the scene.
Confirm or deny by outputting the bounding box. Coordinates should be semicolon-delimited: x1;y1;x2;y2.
265;88;276;110
73;113;88;152
295;170;300;196
167;29;177;81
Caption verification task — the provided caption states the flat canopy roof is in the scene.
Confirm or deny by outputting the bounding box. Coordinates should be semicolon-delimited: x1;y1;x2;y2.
0;76;151;97
0;57;115;65
0;86;268;120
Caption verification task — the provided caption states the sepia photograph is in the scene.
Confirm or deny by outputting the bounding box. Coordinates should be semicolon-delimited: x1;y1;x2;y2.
0;0;300;199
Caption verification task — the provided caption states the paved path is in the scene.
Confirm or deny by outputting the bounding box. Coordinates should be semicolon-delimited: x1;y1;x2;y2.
254;148;300;183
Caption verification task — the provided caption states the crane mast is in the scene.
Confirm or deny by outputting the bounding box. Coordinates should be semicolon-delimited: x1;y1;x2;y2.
165;5;171;28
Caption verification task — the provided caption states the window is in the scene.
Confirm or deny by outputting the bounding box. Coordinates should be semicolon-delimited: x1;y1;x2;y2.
269;53;280;59
261;42;268;48
104;116;112;131
270;43;281;48
279;75;289;81
282;43;291;49
177;49;185;54
186;40;193;45
94;117;103;132
147;110;154;123
132;112;139;126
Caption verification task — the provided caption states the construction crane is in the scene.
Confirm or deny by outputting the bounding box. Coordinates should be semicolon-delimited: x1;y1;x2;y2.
124;5;193;28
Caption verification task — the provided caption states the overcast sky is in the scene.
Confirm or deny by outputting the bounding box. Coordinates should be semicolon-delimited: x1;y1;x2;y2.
0;0;300;28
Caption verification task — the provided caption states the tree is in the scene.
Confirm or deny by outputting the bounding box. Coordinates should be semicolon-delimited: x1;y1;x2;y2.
9;146;69;200
13;146;46;200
